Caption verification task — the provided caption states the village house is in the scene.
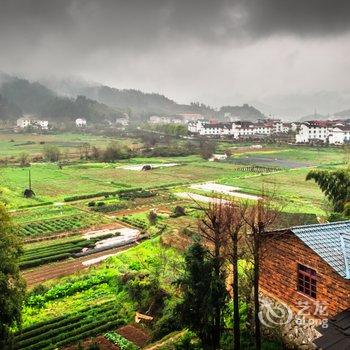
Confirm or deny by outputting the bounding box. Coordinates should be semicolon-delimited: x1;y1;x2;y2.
295;120;350;144
149;115;185;124
115;113;129;126
16;115;49;130
259;221;350;349
188;119;293;139
75;118;87;127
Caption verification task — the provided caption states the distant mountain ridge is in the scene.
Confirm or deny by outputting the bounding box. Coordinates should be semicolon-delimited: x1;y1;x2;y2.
0;76;122;122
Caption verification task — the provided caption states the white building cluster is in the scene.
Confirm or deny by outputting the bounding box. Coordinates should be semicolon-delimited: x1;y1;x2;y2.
188;119;296;139
295;120;350;145
16;116;49;130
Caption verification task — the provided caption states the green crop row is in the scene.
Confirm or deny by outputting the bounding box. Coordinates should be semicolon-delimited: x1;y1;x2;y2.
120;216;148;229
19;214;104;237
16;310;124;350
105;331;140;350
20;234;117;269
64;187;143;202
26;273;114;308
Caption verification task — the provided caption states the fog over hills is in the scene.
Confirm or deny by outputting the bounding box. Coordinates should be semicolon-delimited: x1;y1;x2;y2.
1;73;350;122
1;1;350;121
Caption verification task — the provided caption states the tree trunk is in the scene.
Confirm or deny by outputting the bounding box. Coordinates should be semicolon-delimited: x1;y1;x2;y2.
232;234;240;350
213;254;221;350
254;233;261;350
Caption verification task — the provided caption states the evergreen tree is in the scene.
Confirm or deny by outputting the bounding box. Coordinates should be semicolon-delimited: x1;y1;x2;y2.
177;242;227;350
0;204;26;348
306;168;350;213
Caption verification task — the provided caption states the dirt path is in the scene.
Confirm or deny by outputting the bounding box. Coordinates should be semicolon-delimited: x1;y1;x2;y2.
22;243;138;288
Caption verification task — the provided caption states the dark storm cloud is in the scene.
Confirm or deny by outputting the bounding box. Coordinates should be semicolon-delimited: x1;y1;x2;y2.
242;0;350;38
1;0;350;50
1;0;350;116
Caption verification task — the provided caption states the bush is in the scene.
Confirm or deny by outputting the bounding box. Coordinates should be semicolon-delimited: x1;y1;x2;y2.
172;206;186;217
97;202;105;207
88;201;96;207
148;210;158;225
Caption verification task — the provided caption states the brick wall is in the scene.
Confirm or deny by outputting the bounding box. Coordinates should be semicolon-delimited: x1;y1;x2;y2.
260;232;350;318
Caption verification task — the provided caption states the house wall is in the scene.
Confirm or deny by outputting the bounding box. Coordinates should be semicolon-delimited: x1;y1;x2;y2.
260;233;350;318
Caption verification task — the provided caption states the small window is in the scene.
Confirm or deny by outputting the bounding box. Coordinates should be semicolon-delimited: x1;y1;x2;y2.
297;264;317;298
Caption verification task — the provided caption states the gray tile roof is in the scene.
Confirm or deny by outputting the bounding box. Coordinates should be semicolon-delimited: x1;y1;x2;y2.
291;221;350;280
314;308;350;349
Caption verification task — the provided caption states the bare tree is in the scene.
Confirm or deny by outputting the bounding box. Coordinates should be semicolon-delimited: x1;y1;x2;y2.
221;201;248;350
198;200;229;349
242;196;281;350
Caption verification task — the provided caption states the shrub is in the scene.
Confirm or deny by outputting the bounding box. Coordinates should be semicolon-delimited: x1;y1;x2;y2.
148;210;158;225
88;201;96;207
172;206;186;217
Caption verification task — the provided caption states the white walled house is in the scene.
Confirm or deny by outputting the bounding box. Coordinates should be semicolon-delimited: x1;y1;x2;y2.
75;118;87;127
17;117;32;128
328;126;350;144
16;116;49;130
295;122;329;143
116;113;129;126
188;120;209;133
198;122;235;136
296;121;350;144
35;120;49;130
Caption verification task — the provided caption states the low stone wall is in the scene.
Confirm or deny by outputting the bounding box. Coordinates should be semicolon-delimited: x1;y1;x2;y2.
259;294;322;350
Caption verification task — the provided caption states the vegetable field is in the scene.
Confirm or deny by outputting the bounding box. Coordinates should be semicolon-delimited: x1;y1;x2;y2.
18;213;110;238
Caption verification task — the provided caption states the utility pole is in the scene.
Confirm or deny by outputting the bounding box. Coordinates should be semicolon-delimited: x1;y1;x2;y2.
28;169;32;190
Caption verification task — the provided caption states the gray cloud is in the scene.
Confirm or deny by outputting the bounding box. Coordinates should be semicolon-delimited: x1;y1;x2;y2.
0;0;350;116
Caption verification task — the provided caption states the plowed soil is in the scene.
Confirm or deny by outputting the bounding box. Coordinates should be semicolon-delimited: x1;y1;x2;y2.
116;324;151;347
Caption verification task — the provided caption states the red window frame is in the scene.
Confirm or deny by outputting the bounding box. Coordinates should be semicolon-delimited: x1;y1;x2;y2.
297;264;317;298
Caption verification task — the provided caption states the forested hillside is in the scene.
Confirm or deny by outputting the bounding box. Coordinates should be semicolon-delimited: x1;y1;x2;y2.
0;77;122;121
219;104;264;121
0;94;22;120
0;74;267;122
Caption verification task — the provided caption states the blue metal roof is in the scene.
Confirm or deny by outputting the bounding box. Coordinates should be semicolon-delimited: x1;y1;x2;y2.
291;221;350;280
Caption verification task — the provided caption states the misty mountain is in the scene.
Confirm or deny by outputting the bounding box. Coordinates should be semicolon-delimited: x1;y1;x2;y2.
0;94;22;120
0;76;122;122
0;74;268;122
252;90;350;120
219;104;264;121
334;109;350;118
43;79;217;116
299;109;350;122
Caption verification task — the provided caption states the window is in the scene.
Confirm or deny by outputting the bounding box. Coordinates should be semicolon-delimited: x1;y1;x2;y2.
297;264;317;298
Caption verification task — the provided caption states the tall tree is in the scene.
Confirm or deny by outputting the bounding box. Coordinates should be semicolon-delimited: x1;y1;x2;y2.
242;198;279;350
198;200;229;349
222;201;247;350
306;168;350;214
0;204;26;349
177;242;227;350
177;242;214;349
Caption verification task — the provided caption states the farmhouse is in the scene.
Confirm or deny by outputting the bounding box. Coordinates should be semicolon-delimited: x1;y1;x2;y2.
295;120;350;144
16;115;49;130
75;118;87;127
115;113;129;126
260;221;350;349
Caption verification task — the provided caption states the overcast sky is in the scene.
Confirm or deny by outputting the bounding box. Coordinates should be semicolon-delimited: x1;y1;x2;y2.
1;0;350;117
